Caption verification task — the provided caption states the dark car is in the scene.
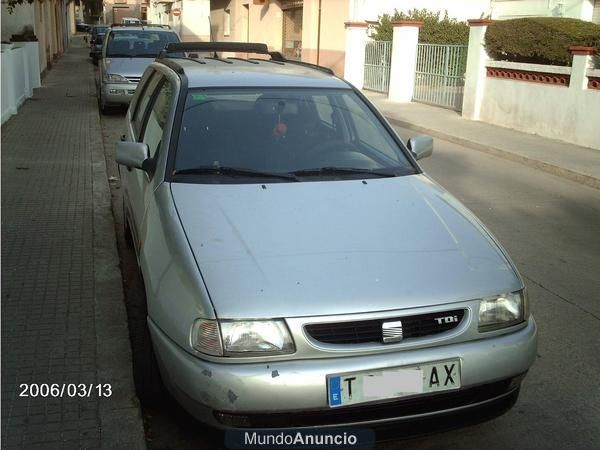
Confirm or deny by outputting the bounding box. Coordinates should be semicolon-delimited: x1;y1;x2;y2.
76;20;90;32
89;33;105;65
89;25;109;46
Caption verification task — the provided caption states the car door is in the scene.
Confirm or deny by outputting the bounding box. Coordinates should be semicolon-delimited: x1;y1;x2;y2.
124;73;175;256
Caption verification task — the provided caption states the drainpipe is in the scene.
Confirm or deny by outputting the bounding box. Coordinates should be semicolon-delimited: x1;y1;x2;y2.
179;0;183;38
316;0;322;65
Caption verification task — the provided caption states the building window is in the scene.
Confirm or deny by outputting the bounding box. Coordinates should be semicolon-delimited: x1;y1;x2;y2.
224;9;231;36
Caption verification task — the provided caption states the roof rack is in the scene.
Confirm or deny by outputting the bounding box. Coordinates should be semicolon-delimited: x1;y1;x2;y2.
158;41;335;76
111;23;171;29
268;51;334;75
162;42;270;56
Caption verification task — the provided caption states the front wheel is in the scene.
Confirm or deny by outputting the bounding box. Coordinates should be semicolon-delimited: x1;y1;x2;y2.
97;89;110;115
131;286;166;403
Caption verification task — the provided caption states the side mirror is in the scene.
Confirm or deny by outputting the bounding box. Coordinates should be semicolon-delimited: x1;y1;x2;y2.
407;135;433;160
115;142;149;170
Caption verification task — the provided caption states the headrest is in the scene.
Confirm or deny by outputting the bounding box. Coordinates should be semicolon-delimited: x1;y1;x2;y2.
254;96;300;115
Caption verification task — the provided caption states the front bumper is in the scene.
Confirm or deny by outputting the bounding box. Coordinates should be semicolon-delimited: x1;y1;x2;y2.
149;318;537;429
102;82;137;105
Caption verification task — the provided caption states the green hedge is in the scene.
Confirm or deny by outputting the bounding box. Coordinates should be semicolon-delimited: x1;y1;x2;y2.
372;9;469;45
485;17;600;66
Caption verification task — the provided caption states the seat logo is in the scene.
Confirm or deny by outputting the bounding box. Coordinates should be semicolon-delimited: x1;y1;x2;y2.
382;320;403;343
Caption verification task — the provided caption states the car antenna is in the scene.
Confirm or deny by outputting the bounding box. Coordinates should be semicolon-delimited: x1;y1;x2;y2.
207;16;218;58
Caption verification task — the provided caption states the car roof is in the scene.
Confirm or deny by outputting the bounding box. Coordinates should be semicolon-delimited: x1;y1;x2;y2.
162;57;349;89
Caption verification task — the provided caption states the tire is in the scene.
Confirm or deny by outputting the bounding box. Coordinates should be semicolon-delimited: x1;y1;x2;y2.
123;201;134;248
98;90;110;115
131;282;166;404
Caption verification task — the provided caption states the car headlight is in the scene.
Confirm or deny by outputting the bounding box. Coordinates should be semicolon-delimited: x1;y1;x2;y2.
191;319;295;356
104;73;128;83
478;290;527;332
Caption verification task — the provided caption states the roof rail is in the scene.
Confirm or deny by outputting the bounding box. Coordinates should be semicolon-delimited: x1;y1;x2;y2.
111;23;171;29
158;41;335;76
269;51;334;75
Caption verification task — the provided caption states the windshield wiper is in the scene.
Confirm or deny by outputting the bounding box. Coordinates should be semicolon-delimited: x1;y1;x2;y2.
291;167;397;177
107;53;133;57
172;166;298;181
132;53;161;58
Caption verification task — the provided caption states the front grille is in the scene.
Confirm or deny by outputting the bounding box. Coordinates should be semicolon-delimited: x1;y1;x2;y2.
305;309;465;345
214;376;522;428
125;76;140;83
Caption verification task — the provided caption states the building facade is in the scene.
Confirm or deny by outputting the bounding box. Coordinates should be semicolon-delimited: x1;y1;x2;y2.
209;0;348;75
1;0;73;74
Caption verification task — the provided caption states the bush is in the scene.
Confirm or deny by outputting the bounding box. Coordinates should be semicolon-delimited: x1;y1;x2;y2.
372;9;469;45
485;17;600;66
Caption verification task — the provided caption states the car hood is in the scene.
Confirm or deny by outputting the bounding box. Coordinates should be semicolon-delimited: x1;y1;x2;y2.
171;175;521;319
104;57;154;78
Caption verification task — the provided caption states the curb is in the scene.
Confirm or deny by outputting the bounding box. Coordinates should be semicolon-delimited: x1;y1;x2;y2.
387;117;600;190
88;62;147;449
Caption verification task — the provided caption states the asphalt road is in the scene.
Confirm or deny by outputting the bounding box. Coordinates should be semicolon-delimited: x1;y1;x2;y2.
99;106;600;450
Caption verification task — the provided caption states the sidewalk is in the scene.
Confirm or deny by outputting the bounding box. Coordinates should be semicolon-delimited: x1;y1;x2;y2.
365;92;600;190
1;43;145;449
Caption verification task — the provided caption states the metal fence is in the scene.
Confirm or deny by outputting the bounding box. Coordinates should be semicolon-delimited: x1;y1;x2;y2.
363;41;392;93
413;44;468;111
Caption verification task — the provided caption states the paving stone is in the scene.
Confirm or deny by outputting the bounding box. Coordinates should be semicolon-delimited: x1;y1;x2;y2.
1;44;144;449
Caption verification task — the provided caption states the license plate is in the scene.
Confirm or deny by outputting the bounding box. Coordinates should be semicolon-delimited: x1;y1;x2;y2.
327;359;460;407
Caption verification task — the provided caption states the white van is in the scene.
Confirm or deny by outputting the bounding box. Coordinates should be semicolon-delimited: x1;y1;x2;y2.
121;17;141;25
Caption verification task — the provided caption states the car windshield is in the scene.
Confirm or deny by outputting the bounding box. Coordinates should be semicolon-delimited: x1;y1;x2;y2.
106;31;179;57
93;26;108;35
174;88;416;182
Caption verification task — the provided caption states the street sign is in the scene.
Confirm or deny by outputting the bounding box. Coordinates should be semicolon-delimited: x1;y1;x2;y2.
172;8;181;16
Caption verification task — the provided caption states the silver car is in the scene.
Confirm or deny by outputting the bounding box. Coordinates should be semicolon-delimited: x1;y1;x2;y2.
96;25;179;114
115;42;537;435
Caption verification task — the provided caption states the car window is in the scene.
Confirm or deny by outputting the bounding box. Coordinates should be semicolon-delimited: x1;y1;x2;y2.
174;88;414;180
105;31;179;57
133;72;162;137
313;95;334;128
141;80;175;160
338;94;403;162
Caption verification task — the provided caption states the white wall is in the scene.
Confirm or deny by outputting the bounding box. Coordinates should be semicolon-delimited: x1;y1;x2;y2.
1;44;31;124
180;0;211;40
491;0;594;20
349;0;492;22
479;70;600;149
348;0;594;22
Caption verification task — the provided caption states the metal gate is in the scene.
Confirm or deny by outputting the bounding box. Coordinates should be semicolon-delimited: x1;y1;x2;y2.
363;41;392;93
413;44;468;111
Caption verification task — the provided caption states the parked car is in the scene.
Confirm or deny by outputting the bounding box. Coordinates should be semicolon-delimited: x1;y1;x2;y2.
121;17;142;25
115;42;537;435
96;25;179;113
89;25;108;46
89;33;105;65
75;19;89;32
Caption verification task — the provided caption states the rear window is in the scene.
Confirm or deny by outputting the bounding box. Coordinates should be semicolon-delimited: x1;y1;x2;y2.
106;31;180;57
174;88;415;180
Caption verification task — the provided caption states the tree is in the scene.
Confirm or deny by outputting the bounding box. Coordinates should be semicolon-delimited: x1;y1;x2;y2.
372;8;469;45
